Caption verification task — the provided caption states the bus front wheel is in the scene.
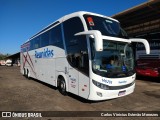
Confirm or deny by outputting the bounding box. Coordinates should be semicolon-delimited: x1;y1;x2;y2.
58;77;67;96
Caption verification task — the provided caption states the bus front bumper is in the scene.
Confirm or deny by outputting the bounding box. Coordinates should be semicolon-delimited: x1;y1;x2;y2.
88;83;135;101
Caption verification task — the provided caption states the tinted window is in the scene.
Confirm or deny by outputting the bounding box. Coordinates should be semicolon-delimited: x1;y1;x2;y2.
41;31;49;47
50;24;63;48
29;24;63;50
34;37;41;49
63;17;89;75
63;17;84;47
30;40;34;50
84;15;128;39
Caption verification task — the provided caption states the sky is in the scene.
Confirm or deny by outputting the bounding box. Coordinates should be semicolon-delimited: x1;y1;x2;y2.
0;0;148;54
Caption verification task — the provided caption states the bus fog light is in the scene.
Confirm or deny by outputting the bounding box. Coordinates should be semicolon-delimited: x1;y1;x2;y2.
96;92;102;97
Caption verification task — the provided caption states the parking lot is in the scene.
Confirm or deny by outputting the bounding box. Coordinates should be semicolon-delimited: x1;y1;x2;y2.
0;66;160;119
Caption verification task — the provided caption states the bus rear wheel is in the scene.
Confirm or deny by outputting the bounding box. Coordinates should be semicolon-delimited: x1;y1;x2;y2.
58;77;67;96
23;68;26;76
26;69;30;79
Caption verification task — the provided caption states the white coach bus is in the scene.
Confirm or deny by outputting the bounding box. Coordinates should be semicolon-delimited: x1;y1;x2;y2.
20;11;150;101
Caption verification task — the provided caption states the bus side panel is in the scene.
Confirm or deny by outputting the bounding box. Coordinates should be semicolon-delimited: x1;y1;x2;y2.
20;52;23;74
35;58;56;85
68;66;79;95
20;51;36;79
78;73;90;99
26;54;36;79
55;57;68;88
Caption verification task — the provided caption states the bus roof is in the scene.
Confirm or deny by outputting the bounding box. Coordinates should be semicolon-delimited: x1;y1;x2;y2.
60;11;119;23
24;11;119;44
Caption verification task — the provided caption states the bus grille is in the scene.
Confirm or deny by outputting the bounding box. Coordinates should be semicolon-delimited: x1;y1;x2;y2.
108;82;135;90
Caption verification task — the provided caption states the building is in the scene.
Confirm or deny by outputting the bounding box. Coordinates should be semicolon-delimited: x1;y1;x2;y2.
113;0;160;58
5;52;20;66
112;0;160;77
112;0;160;39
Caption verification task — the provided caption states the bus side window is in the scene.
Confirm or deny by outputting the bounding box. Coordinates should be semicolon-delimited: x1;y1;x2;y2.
34;37;40;49
63;17;84;47
41;31;49;47
50;24;63;49
30;40;34;50
63;17;89;76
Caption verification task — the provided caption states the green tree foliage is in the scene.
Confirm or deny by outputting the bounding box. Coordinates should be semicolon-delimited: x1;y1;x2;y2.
0;53;10;60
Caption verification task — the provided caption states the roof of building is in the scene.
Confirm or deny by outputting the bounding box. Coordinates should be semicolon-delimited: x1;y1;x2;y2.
112;0;160;36
5;52;20;60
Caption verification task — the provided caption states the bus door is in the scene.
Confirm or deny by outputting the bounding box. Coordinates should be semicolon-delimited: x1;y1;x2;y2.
63;17;90;98
77;52;90;99
68;60;79;95
67;52;90;99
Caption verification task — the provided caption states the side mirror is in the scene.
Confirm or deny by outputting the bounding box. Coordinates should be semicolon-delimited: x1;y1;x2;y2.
130;38;150;54
75;30;103;51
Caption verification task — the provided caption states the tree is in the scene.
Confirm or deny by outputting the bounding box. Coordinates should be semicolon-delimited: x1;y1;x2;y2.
0;53;10;60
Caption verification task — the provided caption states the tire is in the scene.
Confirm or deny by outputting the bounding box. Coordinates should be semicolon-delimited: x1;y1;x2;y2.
58;77;67;96
23;69;26;76
26;69;30;79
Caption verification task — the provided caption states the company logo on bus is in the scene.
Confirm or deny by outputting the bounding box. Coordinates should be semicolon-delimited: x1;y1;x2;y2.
35;48;54;58
102;78;112;84
118;81;127;84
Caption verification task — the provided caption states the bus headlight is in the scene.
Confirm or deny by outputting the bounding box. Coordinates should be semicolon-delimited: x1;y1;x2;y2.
92;80;110;90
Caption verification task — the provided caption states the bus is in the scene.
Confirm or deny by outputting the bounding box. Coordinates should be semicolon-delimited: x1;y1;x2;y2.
20;11;150;101
136;32;160;77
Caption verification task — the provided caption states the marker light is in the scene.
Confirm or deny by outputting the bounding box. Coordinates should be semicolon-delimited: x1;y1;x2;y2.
96;92;102;97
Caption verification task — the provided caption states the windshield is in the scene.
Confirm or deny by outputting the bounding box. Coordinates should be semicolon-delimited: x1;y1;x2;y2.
90;39;135;78
83;14;128;39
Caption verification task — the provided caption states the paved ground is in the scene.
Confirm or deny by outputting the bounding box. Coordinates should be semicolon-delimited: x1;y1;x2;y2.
0;66;159;120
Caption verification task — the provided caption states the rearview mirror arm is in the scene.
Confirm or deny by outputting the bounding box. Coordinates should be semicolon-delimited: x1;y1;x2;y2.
75;30;103;51
130;38;150;54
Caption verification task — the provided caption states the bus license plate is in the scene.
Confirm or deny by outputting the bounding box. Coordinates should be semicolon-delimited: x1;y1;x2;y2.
118;90;126;96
